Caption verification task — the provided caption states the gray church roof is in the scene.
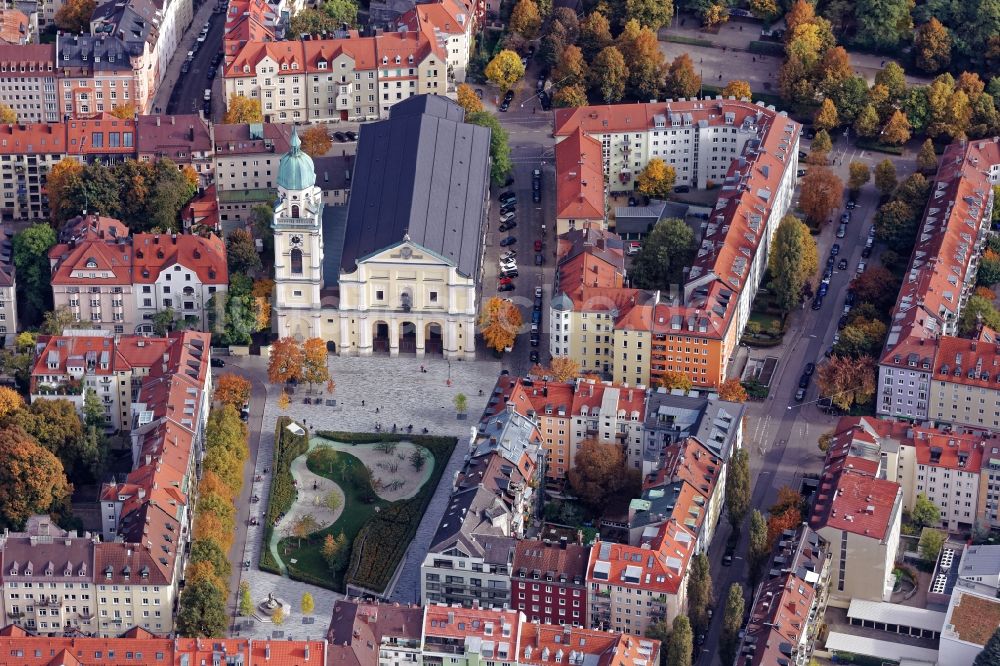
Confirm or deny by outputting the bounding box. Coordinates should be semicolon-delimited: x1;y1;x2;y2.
339;94;491;278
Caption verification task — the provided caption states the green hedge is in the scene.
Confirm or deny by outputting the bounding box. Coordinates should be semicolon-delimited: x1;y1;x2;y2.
855;138;905;155
259;416;309;573
748;40;785;56
663;34;713;47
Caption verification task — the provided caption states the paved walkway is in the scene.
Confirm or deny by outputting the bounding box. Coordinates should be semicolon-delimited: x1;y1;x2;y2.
225;353;499;618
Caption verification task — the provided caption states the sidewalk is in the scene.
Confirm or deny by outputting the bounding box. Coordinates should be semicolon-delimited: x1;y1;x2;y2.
151;0;219;113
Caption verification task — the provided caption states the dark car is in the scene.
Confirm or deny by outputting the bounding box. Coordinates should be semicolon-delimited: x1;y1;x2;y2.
861;246;873;258
534;295;543;309
539;91;552;111
628;197;638;206
333;131;348;142
845;292;855;306
531;310;541;324
500;203;516;215
830;243;840;256
799;374;811;389
824;266;833;280
500;236;517;247
805;128;816;139
499;221;517;232
812;297;824;310
527;44;536;58
673;185;690;193
804;362;816;376
826;255;836;269
818;282;829;297
503;90;515;103
794;387;807;402
798;151;807;159
846;200;857;209
530;333;540;347
837;258;849;270
535;253;544;265
498;282;515;292
722;554;733;566
210;357;225;368
498;99;510;112
797;169;807;178
529;350;540;363
345;131;358;141
498;191;516;204
500;268;519;278
532;188;540;203
838;314;849;329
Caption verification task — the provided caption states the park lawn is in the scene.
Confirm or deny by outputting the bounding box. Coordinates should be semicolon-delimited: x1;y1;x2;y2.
278;447;388;591
748;311;783;334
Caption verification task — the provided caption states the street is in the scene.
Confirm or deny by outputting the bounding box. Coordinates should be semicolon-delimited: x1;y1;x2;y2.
163;6;226;117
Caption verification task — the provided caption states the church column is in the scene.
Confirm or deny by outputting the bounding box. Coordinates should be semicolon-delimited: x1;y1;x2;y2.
340;316;351;356
445;319;459;360
389;319;399;358
463;316;476;359
358;315;371;356
415;316;425;358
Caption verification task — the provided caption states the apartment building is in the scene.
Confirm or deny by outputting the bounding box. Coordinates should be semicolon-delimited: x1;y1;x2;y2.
56;35;152;117
223;31;448;123
420;404;543;608
0;8;33;45
397;0;475;83
327;599;424;666
135;114;213;181
48;215;228;334
878;138;999;423
223;0;278;65
518;623;659;666
213;120;293;221
735;524;830;666
490;375;576;480
0;45;57;122
423;606;523;666
0;624;327;662
553;100;799;389
641;388;744;478
510;539;589;626
0;261;15;346
569;378;645;471
586;520;695;635
554;129;605;234
809;437;903;607
939;586;1000;666
0;123;62;220
93;0;192;93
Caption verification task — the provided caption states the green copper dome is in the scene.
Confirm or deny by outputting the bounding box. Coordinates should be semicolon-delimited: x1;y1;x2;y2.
277;127;316;191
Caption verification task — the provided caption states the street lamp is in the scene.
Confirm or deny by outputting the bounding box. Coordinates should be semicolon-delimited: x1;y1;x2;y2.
447;360;452;386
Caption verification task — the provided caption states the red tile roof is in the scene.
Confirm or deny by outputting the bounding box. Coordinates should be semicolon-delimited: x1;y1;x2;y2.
65;117;136;155
132;232;227;285
0;43;55;68
0;10;29;45
809;462;900;541
0;121;65;154
587;519;695;594
518;625;659;666
423;605;522;645
555;129;604;221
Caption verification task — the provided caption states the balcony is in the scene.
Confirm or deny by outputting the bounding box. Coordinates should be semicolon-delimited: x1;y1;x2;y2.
276;216;316;228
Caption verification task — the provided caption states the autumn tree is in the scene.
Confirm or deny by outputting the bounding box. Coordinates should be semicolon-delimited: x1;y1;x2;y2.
717;378;748;402
914;18;952;74
625;0;671;31
267;337;304;384
767;506;801;547
0;104;15;124
629;217;695;289
616;20;665;101
552;84;588;108
850;266;902;313
799;166;843;225
881;110;911;145
813;98;839;131
301;337;330;391
238;581;253;617
667;615;693;666
917;138;938;173
768;214;819;313
808;129;832;163
636;158;676;199
480;296;523;353
720;583;745;666
485;50;525;92
568;439;641;510
853;103;880;138
189;539;232;584
721;80;752;100
726;448;751;531
214;373;251;410
874;159;897;197
322;532;348;572
55;0;96;32
818;47;852;89
510;0;541;38
579;12;612;60
847;161;870;192
456;83;484;115
299;125;332;158
0;387;24;421
7;398;98;479
531;356;580;381
664;53;700;100
301;592;315;615
748;0;778;21
590;46;627;104
686;553;713;633
45;158;85;225
224;95;263;123
0;425;72;528
553;45;587;89
657;370;693;393
816;355;877;410
834;318;887;358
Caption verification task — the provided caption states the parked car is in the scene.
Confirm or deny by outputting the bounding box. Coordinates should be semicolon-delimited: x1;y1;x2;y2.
532;188;540;203
812;296;824;310
181;62;190;73
826;255;836;269
501;250;517;261
798;374;811;389
804;362;816;376
535;253;544;265
499;211;516;223
534;295;543;309
530;333;540;347
499;99;510;112
345;131;357;141
838;314;849;329
539;91;552;111
627;241;641;256
856;261;866;275
846;200;857;209
794;387;807;402
499;221;517;232
845;292;855;306
500;203;517;215
333;131;348;142
628;197;638;206
529;350;540;363
500;236;517;246
837;258;848;270
534;239;543;252
498;276;513;285
830;243;840;256
818;282;829;297
498;191;516;204
797;169;807;178
211;357;225;368
836;223;847;238
500;268;519;278
534;286;543;298
532;169;541;189
861;246;872;258
674;185;690;193
498;282;515;292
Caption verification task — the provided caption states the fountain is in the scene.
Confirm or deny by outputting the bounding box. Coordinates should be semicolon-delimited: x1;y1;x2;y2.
255;592;291;622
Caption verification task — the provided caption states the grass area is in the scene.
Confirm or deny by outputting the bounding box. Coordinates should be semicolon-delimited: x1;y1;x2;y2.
278;447;385;590
662;34;714;47
700;84;785;110
259;417;309;575
218;188;276;204
277;432;456;594
855;138;905;155
747;40;786;57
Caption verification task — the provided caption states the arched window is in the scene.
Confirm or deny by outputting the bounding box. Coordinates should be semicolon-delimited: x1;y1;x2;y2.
291;204;300;218
290;249;303;275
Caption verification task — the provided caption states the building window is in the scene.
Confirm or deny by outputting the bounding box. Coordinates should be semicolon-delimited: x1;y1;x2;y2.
290;249;303;275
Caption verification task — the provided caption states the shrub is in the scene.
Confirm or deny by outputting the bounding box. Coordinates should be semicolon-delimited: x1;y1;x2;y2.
260;416;309;571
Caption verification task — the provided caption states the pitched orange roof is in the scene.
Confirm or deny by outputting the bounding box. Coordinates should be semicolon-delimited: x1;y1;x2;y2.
0;121;64;154
587;519;695;594
132;232;227;285
555;128;604;220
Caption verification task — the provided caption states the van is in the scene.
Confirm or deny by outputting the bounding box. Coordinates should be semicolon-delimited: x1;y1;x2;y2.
203;89;211;101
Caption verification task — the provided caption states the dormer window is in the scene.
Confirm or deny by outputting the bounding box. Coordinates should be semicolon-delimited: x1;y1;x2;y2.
281;63;288;70
291;62;298;69
382;56;388;64
395;55;401;64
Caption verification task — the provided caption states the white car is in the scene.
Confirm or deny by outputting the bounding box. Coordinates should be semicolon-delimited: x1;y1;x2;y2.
856;261;866;275
500;261;518;272
499;211;516;223
500;251;517;262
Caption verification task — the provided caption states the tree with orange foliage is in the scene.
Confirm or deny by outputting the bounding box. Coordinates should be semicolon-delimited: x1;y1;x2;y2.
300;125;332;158
198;470;235;502
0;425;72;528
181;165;200;190
55;0;96;32
975;286;997;300
717;378;748;402
480;297;523;353
816;355;877;410
110;103;136;119
277;391;290;411
326;378;336;395
193;511;234;553
530;356;581;382
721;80;752;100
214;373;251;409
252;280;273;331
767;507;802;547
46;158;85;225
799;166;843;224
657;370;693;393
301;338;330;391
267;337;304;384
0;386;25;420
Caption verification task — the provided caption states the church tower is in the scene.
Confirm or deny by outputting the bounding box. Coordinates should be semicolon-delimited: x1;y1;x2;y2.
272;127;324;339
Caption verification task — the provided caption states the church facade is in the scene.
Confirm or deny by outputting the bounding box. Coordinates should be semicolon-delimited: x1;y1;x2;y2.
272;95;492;360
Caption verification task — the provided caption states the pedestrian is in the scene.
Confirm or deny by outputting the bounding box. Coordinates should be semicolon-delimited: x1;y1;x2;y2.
376;407;380;414
362;399;365;407
753;57;756;62
719;74;722;81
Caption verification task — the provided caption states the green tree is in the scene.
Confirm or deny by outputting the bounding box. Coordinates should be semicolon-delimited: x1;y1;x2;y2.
42;306;79;336
590;46;628;103
579;12;612;60
848;161;870;191
911;492;941;528
190;538;232;582
629;217;695;290
834;318;888;358
749;509;769;586
227;228;262;277
903;86;932;135
826;75;869;124
322;0;358;26
616;19;664;101
238;581;253;617
914;18;952;73
289;9;336;36
978;252;1000;286
146;158;197;232
852;0;911;51
687;552;713;632
768;214;819;313
853;103;881;138
625;0;671;30
917;138;938;173
918;528;946;563
875;61;907;101
663;53;700;100
874;199;919;247
12;223;56;327
720;583;745;666
666;615;692;666
510;0;541;38
874;159;897;197
975;627;1000;666
485;50;525;92
465;111;512;185
809;129;832;159
301;592;315;615
454;393;468;414
82;388;106;430
726;448;751;531
176;576;228;637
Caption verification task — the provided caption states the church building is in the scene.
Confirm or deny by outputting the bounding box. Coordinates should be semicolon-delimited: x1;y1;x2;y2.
272;95;492;360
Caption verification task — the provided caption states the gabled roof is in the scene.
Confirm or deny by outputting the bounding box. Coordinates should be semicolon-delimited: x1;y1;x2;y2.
555;128;604;220
586;520;695;594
